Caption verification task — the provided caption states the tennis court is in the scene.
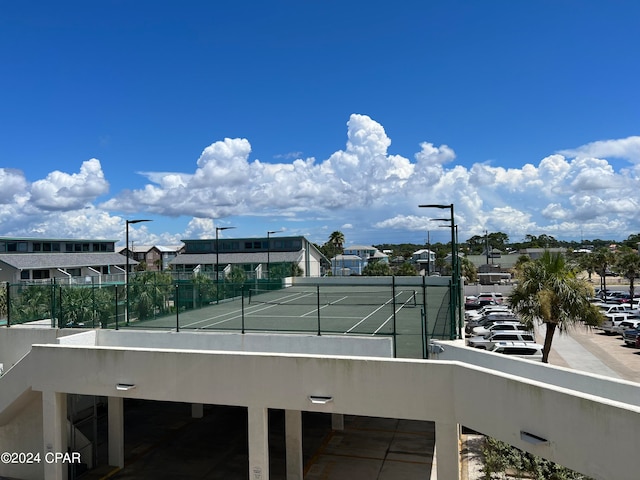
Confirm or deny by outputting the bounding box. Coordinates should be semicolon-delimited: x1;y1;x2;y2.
121;281;454;358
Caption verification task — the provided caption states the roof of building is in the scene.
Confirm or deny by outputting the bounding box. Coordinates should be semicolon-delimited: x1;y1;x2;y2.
0;236;117;243
170;251;303;265
344;245;378;250
331;254;363;261
156;245;183;253
0;252;132;269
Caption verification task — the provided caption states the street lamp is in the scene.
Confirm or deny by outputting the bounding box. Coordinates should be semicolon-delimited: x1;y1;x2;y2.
215;226;236;284
125;219;152;325
419;204;461;339
266;230;283;280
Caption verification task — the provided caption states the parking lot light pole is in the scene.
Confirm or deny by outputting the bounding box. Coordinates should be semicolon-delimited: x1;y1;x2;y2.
125;219;152;325
419;204;461;339
216;226;235;303
267;230;283;280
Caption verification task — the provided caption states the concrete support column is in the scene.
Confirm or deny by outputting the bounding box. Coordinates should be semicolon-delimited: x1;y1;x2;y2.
42;390;67;480
248;406;269;480
435;421;461;480
192;403;204;418
331;413;344;431
108;397;125;468
285;410;303;480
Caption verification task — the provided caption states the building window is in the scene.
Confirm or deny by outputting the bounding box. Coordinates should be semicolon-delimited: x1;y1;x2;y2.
20;270;30;280
8;242;28;252
32;270;50;279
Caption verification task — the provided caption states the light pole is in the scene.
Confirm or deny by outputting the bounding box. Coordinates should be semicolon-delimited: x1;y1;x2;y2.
266;230;283;280
125;219;152;325
215;227;236;299
216;226;236;282
420;204;461;339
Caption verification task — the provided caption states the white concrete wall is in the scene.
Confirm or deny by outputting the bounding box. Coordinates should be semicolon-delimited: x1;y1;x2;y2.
94;330;394;357
0;395;44;480
432;341;640;405
3;328;640;479
19;344;640;480
0;328;61;368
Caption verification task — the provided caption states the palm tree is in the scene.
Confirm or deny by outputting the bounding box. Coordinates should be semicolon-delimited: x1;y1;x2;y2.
592;247;616;295
576;251;598;282
329;231;345;251
509;251;602;363
459;256;477;283
614;247;640;308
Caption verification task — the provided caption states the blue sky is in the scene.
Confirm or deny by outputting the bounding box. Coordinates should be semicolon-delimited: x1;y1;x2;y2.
1;1;640;248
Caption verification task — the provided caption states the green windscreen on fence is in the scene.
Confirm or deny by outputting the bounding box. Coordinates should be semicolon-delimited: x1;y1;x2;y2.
1;276;457;358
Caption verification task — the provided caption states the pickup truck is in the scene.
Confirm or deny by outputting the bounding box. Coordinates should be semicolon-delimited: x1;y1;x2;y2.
600;313;640;335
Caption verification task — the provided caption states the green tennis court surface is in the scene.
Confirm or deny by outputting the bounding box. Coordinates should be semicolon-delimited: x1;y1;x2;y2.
120;283;453;358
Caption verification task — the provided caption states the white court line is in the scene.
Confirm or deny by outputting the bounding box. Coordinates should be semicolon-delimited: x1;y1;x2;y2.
345;299;394;333
182;291;318;328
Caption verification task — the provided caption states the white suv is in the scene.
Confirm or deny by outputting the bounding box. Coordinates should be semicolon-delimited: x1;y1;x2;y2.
467;331;536;350
489;341;543;361
472;321;531;336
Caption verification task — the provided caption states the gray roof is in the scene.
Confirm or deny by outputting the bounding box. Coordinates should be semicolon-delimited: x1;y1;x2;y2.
0;253;132;270
170;251;303;266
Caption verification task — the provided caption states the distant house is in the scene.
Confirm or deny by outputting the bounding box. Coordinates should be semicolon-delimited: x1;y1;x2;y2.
331;245;388;276
331;254;365;276
118;245;184;271
519;248;566;260
0;237;132;284
411;249;436;275
157;245;184;271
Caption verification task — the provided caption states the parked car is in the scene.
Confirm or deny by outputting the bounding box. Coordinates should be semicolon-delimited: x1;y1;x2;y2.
612;293;640;305
597;304;638;316
467;331;536;350
464;296;481;310
477;292;505;306
465;304;512;321
472;321;531;337
465;312;519;334
600;313;640;335
612;319;640;335
489;341;544;361
622;328;640;347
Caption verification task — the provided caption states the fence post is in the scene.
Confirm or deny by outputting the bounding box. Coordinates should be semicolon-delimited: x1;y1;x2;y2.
175;284;180;332
422;275;429;359
56;284;62;328
6;282;10;327
241;286;245;334
392;276;397;358
316;284;321;336
115;287;119;330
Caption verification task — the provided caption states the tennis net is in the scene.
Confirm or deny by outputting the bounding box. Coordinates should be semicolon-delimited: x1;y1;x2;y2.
247;288;417;308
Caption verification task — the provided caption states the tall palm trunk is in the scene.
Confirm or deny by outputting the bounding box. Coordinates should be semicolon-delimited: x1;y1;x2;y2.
542;322;557;363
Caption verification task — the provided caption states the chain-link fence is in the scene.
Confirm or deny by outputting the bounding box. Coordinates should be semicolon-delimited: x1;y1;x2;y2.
0;276;457;358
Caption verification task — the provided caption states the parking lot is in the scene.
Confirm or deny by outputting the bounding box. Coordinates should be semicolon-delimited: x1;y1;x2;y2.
545;322;640;383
